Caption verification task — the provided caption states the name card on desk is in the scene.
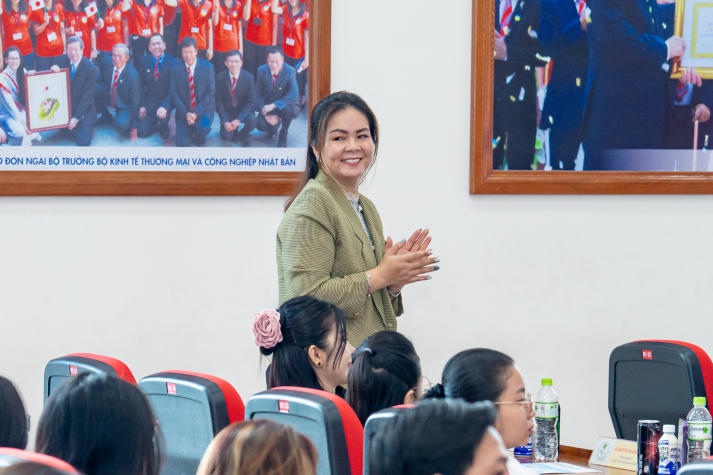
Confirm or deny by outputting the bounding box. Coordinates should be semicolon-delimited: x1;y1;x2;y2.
588;436;637;472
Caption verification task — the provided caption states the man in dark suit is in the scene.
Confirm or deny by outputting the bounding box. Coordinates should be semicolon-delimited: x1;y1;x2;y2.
493;0;545;170
95;43;142;140
538;0;589;170
165;36;215;146
53;37;97;146
582;0;685;169
255;46;299;147
216;50;257;146
138;33;176;139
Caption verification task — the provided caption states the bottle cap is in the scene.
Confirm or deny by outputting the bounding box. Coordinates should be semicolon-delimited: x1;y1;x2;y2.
694;396;707;406
541;378;552;386
663;424;676;433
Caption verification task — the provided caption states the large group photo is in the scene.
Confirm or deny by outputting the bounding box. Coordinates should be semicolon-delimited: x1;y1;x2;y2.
0;0;308;149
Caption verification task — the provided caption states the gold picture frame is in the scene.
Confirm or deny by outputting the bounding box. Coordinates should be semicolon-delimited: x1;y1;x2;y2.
0;0;330;196
470;0;713;194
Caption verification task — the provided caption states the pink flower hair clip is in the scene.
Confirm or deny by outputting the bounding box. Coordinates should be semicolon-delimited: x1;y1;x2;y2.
252;308;283;349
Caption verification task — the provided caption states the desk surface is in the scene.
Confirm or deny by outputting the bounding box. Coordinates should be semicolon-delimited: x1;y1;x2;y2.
544;446;634;475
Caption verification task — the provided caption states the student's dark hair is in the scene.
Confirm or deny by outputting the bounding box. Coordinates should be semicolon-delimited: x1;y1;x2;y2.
36;372;163;475
225;49;243;61
0;462;76;475
370;399;498;475
149;32;165;43
3;47;26;103
346;331;421;424
64;0;86;11
180;36;198;51
423;348;514;403
3;0;27;14
265;45;283;58
261;295;348;392
0;375;28;449
285;91;379;209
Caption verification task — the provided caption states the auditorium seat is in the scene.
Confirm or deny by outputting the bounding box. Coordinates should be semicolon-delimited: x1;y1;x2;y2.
609;340;713;440
245;386;363;475
678;458;713;475
43;353;136;401
0;447;79;472
363;405;412;475
138;370;245;475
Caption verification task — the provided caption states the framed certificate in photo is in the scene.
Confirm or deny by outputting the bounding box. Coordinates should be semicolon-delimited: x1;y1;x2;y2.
674;0;713;78
25;70;71;132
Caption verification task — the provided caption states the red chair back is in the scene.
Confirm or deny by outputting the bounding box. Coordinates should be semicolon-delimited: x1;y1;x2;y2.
245;386;363;475
609;340;713;440
138;370;245;475
0;447;79;472
43;353;136;402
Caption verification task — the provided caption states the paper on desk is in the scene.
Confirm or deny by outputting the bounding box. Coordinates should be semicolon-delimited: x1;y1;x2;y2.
526;462;602;474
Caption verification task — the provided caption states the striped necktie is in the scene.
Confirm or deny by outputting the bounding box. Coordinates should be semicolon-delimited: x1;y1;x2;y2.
110;68;118;107
500;0;513;35
188;66;196;110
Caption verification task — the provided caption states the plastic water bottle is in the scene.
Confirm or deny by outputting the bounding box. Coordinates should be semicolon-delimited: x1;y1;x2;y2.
658;424;680;475
533;378;559;462
686;396;712;463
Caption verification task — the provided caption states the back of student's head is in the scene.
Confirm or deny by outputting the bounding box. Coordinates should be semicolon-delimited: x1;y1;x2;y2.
0;376;28;449
346;331;421;424
424;348;514;403
370;399;498;475
35;372;163;475
0;462;77;475
253;295;348;391
196;419;317;475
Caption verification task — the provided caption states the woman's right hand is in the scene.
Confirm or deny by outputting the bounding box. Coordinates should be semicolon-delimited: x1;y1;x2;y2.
369;242;438;292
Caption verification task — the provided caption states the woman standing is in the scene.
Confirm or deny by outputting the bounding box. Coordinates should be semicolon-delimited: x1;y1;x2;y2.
1;0;35;70
94;0;128;77
30;0;65;71
211;0;245;73
276;91;438;346
63;0;96;59
281;0;306;106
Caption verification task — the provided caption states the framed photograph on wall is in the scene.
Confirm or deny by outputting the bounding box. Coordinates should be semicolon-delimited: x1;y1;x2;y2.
0;0;330;196
673;0;713;79
26;70;71;132
470;0;713;193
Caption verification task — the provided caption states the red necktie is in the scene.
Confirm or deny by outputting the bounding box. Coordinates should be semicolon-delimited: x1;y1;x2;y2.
231;76;237;95
500;0;513;36
272;73;277;89
110;68;118;107
574;0;586;16
676;83;690;103
188;66;196;110
153;58;159;81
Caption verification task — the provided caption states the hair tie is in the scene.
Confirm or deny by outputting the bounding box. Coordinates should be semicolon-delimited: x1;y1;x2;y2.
354;346;373;358
252;308;283;349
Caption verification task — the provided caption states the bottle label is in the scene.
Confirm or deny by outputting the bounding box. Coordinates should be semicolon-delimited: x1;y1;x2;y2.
687;421;712;441
659;439;681;475
535;401;558;418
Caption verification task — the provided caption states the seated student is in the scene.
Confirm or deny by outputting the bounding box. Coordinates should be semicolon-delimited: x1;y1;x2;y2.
0;376;28;449
252;294;355;396
369;399;509;475
196;419;318;475
35;372;163;475
0;462;78;475
424;348;535;475
346;330;421;424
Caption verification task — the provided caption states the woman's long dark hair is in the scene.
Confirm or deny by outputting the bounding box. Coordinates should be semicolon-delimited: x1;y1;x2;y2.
2;47;26;115
262;295;349;393
3;0;27;14
0;375;28;449
284;91;379;210
423;348;514;403
346;331;421;424
36;372;163;475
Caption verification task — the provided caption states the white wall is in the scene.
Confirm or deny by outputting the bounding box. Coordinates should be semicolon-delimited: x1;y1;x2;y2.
2;0;713;450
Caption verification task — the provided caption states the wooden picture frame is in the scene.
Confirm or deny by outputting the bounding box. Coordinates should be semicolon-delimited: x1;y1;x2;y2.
470;0;713;194
26;69;71;132
0;0;330;196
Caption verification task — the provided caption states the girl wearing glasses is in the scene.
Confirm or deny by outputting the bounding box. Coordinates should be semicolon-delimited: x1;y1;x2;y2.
424;348;535;475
